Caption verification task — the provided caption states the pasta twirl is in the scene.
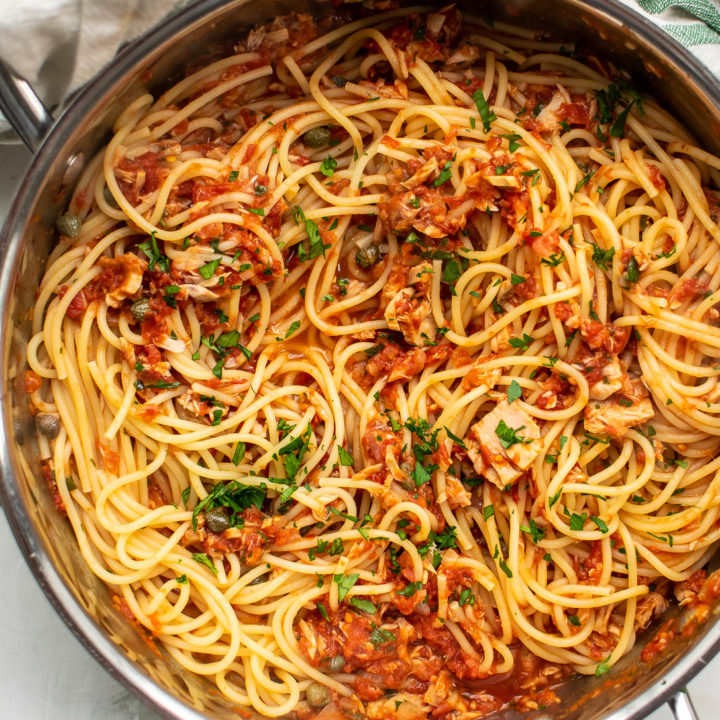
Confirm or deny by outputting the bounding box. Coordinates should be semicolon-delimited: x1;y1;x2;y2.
25;7;720;719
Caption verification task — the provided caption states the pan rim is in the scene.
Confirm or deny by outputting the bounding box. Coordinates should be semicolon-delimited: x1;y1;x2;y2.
1;1;719;718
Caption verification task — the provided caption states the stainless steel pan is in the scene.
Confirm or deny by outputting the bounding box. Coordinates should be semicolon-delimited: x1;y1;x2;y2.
0;1;718;718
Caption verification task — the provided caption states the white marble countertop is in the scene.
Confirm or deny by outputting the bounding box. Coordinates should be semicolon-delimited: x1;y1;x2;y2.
0;143;717;720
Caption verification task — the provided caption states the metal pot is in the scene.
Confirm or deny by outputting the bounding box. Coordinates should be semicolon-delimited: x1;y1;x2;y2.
0;1;717;718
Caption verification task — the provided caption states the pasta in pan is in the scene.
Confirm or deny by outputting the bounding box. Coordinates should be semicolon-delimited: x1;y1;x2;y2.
24;5;720;718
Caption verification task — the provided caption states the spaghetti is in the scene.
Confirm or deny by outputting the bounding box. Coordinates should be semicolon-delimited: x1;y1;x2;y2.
24;5;720;718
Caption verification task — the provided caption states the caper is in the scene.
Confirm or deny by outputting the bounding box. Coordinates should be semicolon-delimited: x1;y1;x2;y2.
130;298;151;322
36;413;61;439
305;681;331;709
56;212;82;237
355;244;380;268
103;185;119;208
327;655;345;673
303;126;331;148
205;506;232;533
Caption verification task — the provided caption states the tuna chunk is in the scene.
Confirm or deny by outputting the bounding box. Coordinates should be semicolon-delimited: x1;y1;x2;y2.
588;356;624;400
633;592;666;632
99;254;147;308
464;400;542;488
584;395;654;437
384;262;436;346
401;157;438;189
674;570;706;606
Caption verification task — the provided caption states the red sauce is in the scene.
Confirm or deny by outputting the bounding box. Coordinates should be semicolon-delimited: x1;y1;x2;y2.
58;285;89;319
299;604;566;715
116;151;162;203
96;440;120;474
24;369;42;394
39;458;66;515
362;417;402;463
669;276;709;306
530;229;561;257
195;508;300;564
641;619;675;663
581;319;630;354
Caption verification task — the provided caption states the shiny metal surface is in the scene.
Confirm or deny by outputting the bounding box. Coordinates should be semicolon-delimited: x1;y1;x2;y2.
1;1;720;719
668;691;700;720
0;59;53;151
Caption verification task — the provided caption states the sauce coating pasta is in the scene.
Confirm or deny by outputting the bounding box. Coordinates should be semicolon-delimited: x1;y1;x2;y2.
26;6;720;718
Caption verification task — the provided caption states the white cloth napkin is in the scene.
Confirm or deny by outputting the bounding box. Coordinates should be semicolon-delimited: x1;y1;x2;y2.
0;0;718;142
0;0;181;139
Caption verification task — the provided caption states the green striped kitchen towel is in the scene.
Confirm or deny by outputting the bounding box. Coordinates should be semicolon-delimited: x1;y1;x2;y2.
620;0;720;74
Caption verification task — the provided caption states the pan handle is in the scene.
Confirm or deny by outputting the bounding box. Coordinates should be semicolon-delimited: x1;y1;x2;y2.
0;58;53;152
668;689;699;720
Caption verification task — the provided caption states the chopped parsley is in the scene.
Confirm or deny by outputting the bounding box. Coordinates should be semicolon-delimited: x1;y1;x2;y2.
192;553;218;574
441;257;463;284
277;422;312;481
334;573;359;603
444;427;466;448
472;88;497;133
595;656;611;677
648;532;674;547
370;627;396;646
396;581;423;597
337;445;354;466
199;257;221;279
541;252;565;267
501;133;522;152
232;441;245;465
498;558;513;578
317;602;330;621
521;518;545;544
590;242;615;270
574;170;595;193
509;333;534;351
138;232;170;273
610;101;634;137
457;588;475;606
507;379;522;404
495;419;530;448
350;597;377;614
293;206;329;261
417;526;458;569
625;256;640;283
404;417;440;487
191;480;266;531
433;161;453;188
